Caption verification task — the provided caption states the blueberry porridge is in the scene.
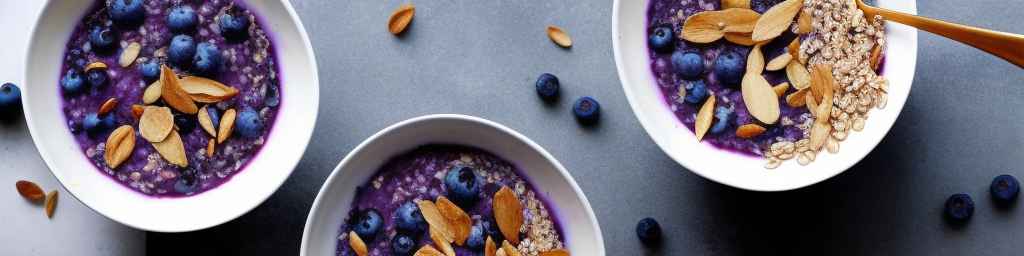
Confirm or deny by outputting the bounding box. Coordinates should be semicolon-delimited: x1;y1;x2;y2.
337;145;569;256
646;0;889;168
58;0;282;197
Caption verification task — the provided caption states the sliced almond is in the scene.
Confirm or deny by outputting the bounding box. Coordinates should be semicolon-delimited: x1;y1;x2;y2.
723;32;756;46
773;82;790;97
870;44;883;71
809;64;834;102
179;76;239;103
44;190;58;218
796;9;812;34
751;0;803;41
159;65;198;114
809;121;831;151
417;200;455;243
119;42;141;67
131;104;145;119
198;105;217;137
722;0;751;9
217;108;237;144
496;249;507;256
786;88;808;107
719;8;761;33
493;186;523;245
84;62;108;72
746;44;765;74
207;138;216;157
785;61;811;90
805;92;819;116
787;38;802;63
104;125;135;169
15;180;45;202
143;81;162;104
695;95;715;141
485;236;497;256
741;73;781;124
436;196;472;245
153;131;188;167
388;4;415;35
139;106;174;143
348;231;368;256
547;25;572;48
539;249;570;256
414;245;446;256
766;53;792;71
98;97;118;115
501;240;522;256
682;11;728;43
430;227;457;256
736;124;766;138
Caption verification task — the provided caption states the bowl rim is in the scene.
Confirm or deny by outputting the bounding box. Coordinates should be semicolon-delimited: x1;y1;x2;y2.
299;114;605;255
21;0;321;232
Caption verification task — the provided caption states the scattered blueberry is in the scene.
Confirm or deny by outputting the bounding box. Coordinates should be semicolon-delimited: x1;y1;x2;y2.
390;233;416;256
710;106;733;134
990;174;1019;205
714;50;745;86
535;73;560;101
351;208;384;239
168;34;196;68
219;8;251;41
648;25;675;52
0;83;23;118
235;108;263;138
572;96;601;124
61;69;87;95
394;201;426;233
86;68;109;88
636;217;663;246
445;165;481;207
139;59;161;83
88;25;118;54
206;106;221;128
683;80;708;104
173;168;198;194
944;193;974;223
83;112;114;135
466;223;486;250
108;0;146;27
167;5;198;34
671;51;704;80
192;42;221;76
174;114;197;134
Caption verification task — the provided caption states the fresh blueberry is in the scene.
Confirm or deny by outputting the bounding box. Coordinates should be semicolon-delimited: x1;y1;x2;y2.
636;217;663;246
108;0;146;27
192;42;221;76
466;223;486;250
990;174;1019;205
944;193;974;223
174;114;197;134
167;5;198;34
390;233;416;256
88;25;118;54
235;108;263;138
394;201;426;233
264;85;280;107
535;73;560;101
573;96;601;124
683;80;708;104
86;68;109;88
710;106;732;134
648;25;675;52
219;8;251;41
445;165;481;207
351;208;384;239
61;69;87;94
173;168;199;194
82;112;114;135
714;50;746;86
206;106;221;128
0;83;23;118
139;59;161;83
672;51;704;80
168;34;196;68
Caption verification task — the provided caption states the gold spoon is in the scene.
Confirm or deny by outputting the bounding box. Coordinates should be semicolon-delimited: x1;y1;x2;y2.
855;0;1024;68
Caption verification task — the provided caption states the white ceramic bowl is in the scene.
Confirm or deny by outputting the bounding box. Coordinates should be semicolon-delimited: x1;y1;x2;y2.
613;1;917;191
22;0;319;232
300;114;604;255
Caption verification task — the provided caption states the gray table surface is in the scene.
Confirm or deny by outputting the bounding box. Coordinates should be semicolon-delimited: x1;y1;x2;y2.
5;0;1023;255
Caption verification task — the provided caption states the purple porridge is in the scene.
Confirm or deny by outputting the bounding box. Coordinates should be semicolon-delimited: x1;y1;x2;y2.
336;145;568;256
58;0;281;197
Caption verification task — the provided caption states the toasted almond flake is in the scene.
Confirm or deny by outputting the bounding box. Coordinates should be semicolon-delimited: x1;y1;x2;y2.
786;61;811;90
44;190;58;218
198;105;217;137
766;53;792;71
493;186;523;245
348;231;368;256
722;0;751;9
547;25;572;48
84;62;108;72
741;73;781;124
786;89;808;107
159;65;198;114
539;249;571;256
436;196;472;245
695;95;715;141
787;38;802;63
217;108;237;144
723;32;757;46
736;124;766;138
501;240;522;256
805;92;818;116
719;8;761;33
207;138;216;157
143;81;162;104
682;11;727;43
104;125;135;169
414;245;446;256
388;4;415;35
119;42;141;67
751;0;802;41
153;131;188;167
809;121;831;151
418;200;455;243
773;82;790;97
485;237;497;256
98;97;118;115
809;64;835;105
496;248;507;256
179;76;239;103
430;227;457;256
796;9;812;34
140;106;174;143
746;44;765;74
131;104;145;119
870;44;883;71
15;180;45;202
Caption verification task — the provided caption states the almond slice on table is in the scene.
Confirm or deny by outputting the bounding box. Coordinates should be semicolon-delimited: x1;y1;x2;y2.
143;81;162;104
751;0;803;41
722;0;751;9
179;76;239;103
773;82;790;97
766;53;792;71
159;65;198;114
15;180;45;202
198;105;218;137
98;98;118;115
493;186;523;245
104;125;135;169
140;106;174;143
153;131;188;167
694;95;715;141
485;236;497;256
786;88;808;107
430;227;457;256
741;73;781;124
388;3;415;35
436;196;472;245
547;25;572;48
414;245;447;256
796;9;812;34
539;249;571;256
217;108;237;144
723;32;757;46
736;123;767;139
417;200;455;243
119;42;141;67
501;240;522;256
44;190;58;218
348;231;368;256
786;61;811;90
746;44;765;73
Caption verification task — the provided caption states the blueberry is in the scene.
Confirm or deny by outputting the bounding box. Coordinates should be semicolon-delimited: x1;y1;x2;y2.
710;106;732;134
167;5;198;34
88;25;118;54
108;0;146;27
264;85;280;107
466;223;486;250
174;114;197;134
219;8;251;41
0;83;23;118
139;59;161;83
173;168;199;194
390;233;416;256
351;208;384;239
445;165;481;207
636;217;663;246
61;69;86;94
235;108;263;138
192;42;221;76
535;73;560;101
714;50;746;86
394;201;426;233
206;106;221;128
672;51;704;80
168;34;196;68
86;68;109;88
683;80;708;104
573;96;601;124
990;174;1019;205
944;193;974;223
82;112;114;135
648;25;675;52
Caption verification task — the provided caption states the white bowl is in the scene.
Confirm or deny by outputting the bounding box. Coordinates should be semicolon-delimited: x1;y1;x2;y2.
22;0;319;232
612;0;917;191
300;114;604;255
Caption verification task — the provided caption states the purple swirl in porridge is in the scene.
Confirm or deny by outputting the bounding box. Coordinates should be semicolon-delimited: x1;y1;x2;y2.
59;0;281;197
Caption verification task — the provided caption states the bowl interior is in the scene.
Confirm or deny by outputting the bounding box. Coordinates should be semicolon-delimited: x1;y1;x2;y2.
22;0;319;232
300;114;604;255
612;0;917;191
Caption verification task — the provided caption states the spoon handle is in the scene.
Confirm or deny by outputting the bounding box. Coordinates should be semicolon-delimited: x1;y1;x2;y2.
865;6;1024;68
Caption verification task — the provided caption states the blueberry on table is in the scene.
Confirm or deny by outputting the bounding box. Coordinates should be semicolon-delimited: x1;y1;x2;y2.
219;9;251;41
168;34;196;68
648;25;675;52
351;208;383;239
235;108;264;138
139;59;161;83
714;50;746;86
61;69;86;94
636;217;663;246
683;80;708;104
174;114;198;134
86;68;109;88
535;73;560;101
990;174;1019;205
0;83;23;118
445;165;481;207
710;106;733;134
573;96;601;124
466;223;486;250
88;25;118;54
167;5;198;34
672;51;704;80
394;201;426;233
390;233;416;256
944;193;974;223
108;0;146;27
